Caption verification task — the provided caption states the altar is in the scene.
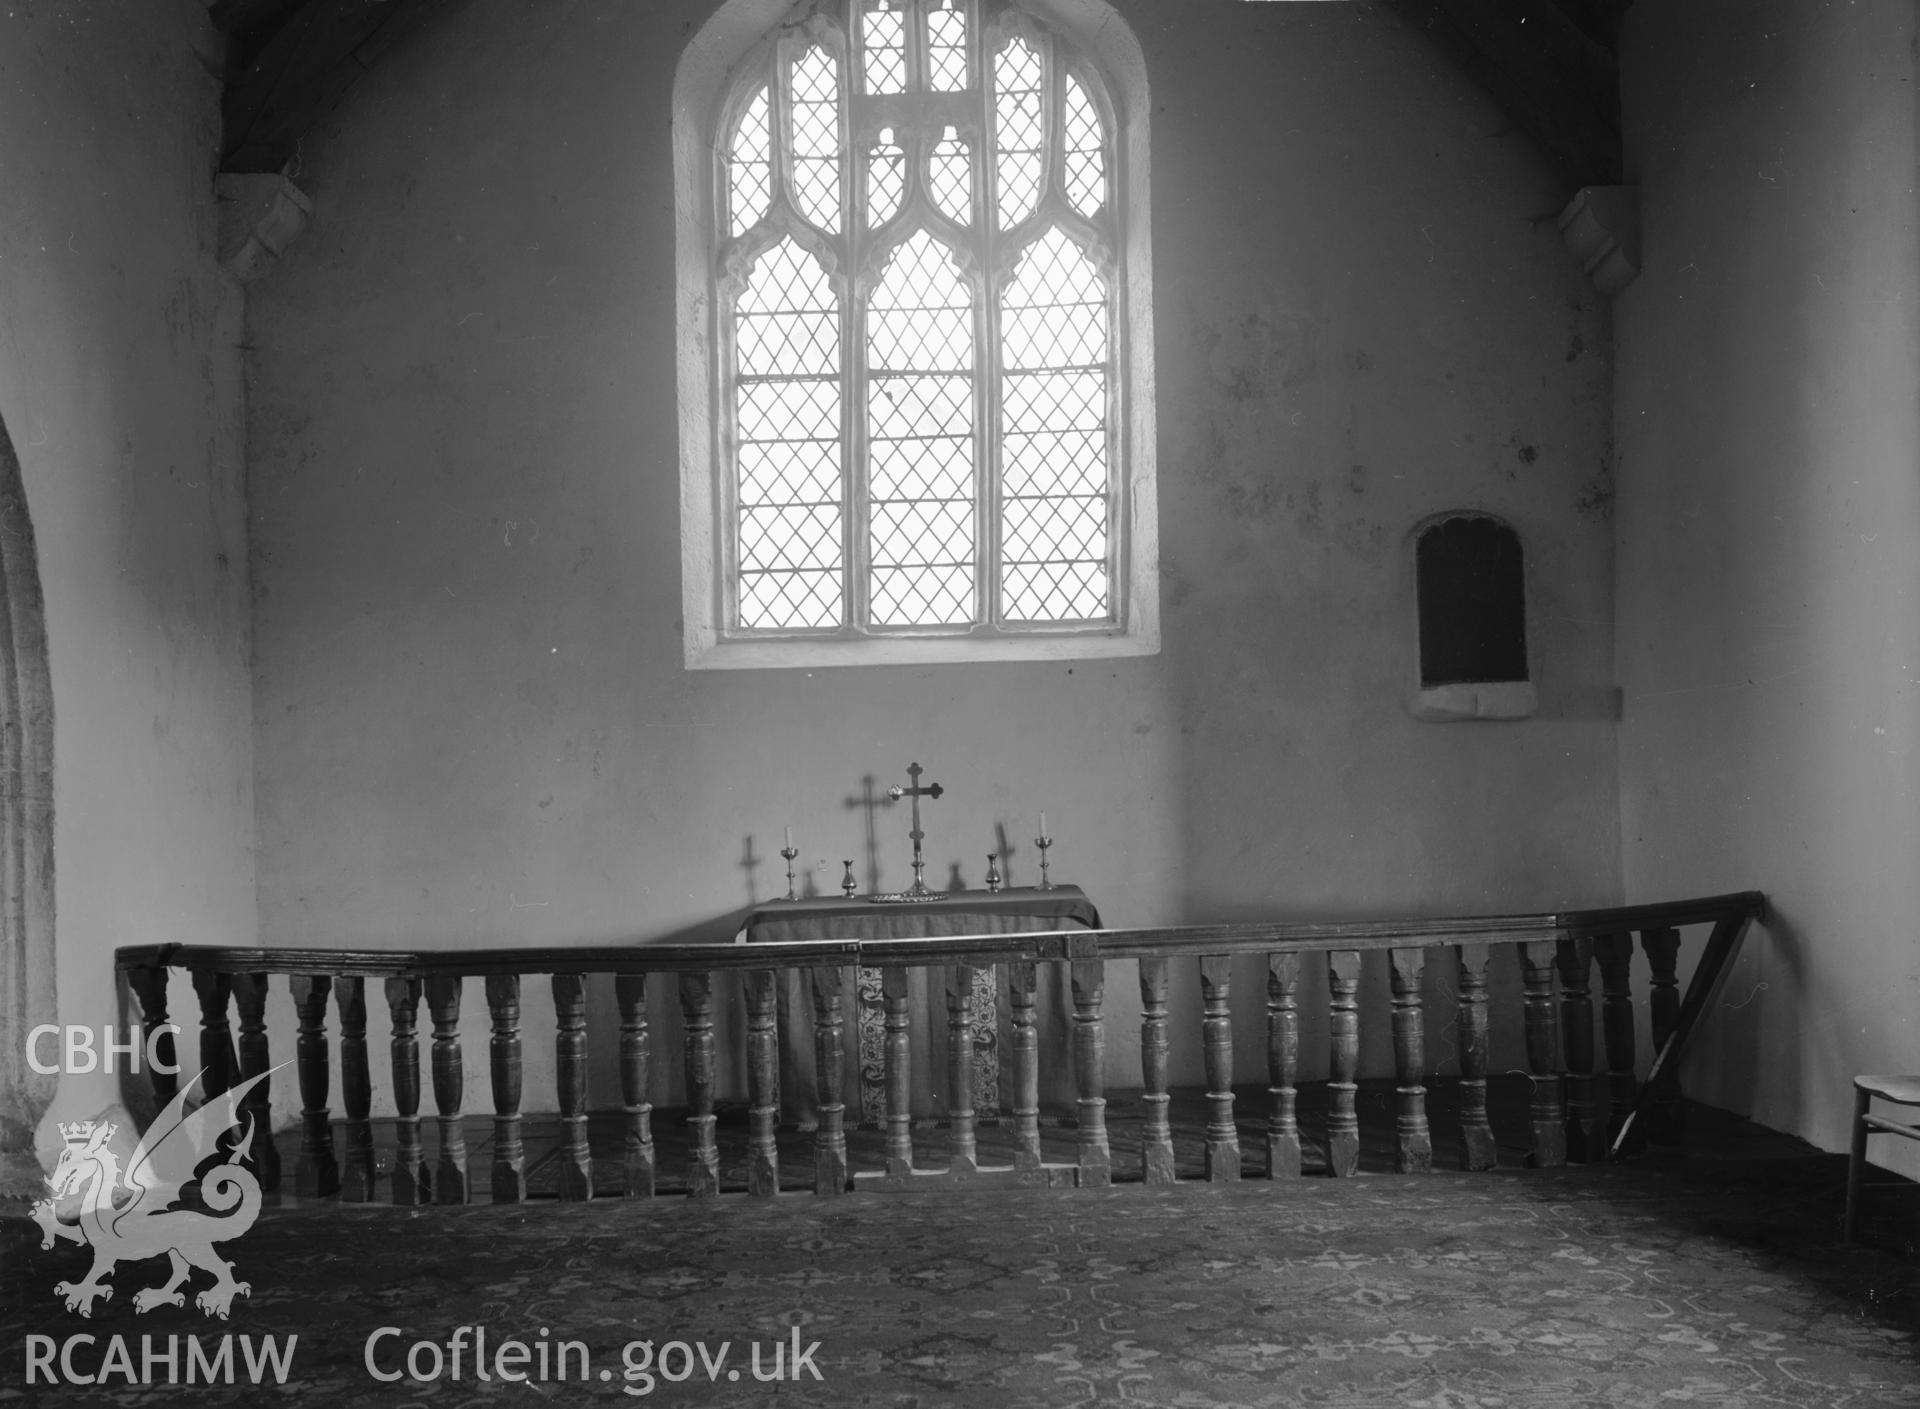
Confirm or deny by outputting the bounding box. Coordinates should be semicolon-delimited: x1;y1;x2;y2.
739;886;1102;1127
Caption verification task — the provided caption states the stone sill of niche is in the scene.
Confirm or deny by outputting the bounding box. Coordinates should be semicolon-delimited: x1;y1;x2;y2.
1411;681;1538;722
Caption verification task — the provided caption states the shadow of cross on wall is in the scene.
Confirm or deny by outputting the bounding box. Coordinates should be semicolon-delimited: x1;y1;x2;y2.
739;834;763;906
993;822;1020;889
844;774;886;894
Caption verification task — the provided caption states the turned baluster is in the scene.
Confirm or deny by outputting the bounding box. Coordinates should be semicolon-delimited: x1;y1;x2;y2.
426;974;468;1203
680;970;720;1197
1007;960;1042;1174
1556;937;1602;1162
1266;952;1302;1178
1326;950;1362;1177
615;974;655;1197
881;966;914;1178
384;978;429;1204
946;964;977;1176
551;973;592;1200
1519;941;1567;1168
288;974;340;1197
1199;955;1239;1181
1389;948;1432;1174
810;967;847;1195
1640;926;1684;1144
1593;932;1640;1151
191;971;235;1099
126;964;179;1109
1071;958;1111;1187
230;973;279;1189
1454;943;1497;1170
485;974;526;1202
1138;956;1175;1185
335;977;376;1201
744;968;780;1197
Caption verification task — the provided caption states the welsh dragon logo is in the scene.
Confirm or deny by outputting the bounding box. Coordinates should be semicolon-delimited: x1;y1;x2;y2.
30;1067;281;1319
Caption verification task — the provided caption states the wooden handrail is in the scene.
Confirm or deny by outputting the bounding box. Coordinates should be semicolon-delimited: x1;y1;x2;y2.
113;890;1766;1195
1558;891;1767;936
113;891;1765;978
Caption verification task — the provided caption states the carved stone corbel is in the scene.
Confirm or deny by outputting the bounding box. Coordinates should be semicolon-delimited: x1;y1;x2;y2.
1558;185;1640;297
216;173;313;285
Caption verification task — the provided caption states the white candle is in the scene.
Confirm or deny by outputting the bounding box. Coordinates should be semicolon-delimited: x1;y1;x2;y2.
784;826;793;851
1038;811;1047;838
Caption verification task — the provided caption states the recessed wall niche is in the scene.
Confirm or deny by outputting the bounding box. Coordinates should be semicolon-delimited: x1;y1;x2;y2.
1411;513;1537;721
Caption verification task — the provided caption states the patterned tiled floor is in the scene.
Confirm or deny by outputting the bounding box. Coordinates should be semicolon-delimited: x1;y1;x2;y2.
6;1083;1916;1407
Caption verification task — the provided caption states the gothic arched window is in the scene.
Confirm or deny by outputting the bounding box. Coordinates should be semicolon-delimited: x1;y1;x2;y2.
679;0;1157;668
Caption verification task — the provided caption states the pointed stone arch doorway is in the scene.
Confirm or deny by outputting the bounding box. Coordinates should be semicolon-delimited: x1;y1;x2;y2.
0;406;55;1194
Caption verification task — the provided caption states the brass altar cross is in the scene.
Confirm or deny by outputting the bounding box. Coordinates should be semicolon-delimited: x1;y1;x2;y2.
887;761;944;897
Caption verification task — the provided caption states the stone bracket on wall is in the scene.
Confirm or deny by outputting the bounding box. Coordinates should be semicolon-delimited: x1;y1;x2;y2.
216;173;312;285
1558;186;1639;297
1411;681;1539;722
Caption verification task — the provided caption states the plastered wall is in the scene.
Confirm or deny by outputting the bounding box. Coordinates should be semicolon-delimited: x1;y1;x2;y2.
244;0;1620;1116
0;0;256;1153
1615;0;1920;1169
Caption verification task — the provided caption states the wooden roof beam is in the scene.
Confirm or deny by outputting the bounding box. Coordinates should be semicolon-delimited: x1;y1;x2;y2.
219;0;451;174
1383;0;1623;189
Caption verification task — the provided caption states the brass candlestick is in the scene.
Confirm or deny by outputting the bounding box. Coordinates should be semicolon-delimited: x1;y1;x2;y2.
841;860;857;898
781;845;799;901
1035;833;1053;891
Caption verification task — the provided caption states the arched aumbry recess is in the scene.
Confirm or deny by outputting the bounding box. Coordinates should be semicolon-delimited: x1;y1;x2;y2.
1417;513;1528;688
0;406;56;1194
1411;512;1536;723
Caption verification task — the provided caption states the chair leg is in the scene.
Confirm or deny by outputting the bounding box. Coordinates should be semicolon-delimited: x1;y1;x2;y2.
1844;1084;1871;1243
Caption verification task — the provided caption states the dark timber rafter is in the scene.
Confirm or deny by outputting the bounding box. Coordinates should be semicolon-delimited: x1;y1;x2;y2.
213;0;458;174
1381;0;1628;190
211;0;1629;190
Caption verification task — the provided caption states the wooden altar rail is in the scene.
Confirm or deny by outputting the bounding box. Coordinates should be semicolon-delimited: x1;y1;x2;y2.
114;890;1764;1203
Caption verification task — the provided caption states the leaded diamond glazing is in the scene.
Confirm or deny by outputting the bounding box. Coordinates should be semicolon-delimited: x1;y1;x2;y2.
863;3;906;94
869;130;905;227
734;240;844;629
1001;561;1107;621
927;2;969;91
735;236;840;377
1063;75;1106;217
1001;226;1107;370
1000;229;1109;621
1001;429;1105;499
729;86;771;237
993;38;1044;228
868;231;976;626
719;5;1124;638
1001;369;1105;433
739;568;843;631
790;46;843;232
738;378;842;442
930;127;973;225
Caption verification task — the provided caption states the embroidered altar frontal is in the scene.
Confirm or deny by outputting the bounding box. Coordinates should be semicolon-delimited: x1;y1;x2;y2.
740;887;1101;1126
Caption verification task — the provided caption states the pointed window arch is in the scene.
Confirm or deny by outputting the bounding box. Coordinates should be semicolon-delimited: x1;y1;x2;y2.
679;0;1157;668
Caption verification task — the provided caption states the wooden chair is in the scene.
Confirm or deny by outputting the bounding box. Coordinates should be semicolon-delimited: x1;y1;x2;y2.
1844;1075;1920;1242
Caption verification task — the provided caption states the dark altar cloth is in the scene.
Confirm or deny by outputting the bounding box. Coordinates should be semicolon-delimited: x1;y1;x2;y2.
738;887;1101;1125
